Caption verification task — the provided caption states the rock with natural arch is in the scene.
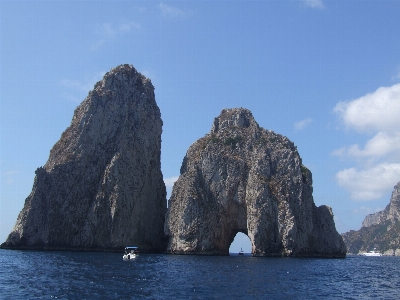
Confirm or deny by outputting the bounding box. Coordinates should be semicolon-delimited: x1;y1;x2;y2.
165;108;346;257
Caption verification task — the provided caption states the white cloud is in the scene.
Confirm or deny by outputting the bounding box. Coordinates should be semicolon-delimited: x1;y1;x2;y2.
96;22;115;38
91;20;141;50
303;0;324;9
392;64;400;81
159;2;185;17
331;147;346;157
336;163;400;201
164;176;179;188
95;21;141;38
333;83;400;163
334;83;400;134
119;21;141;33
333;131;400;160
2;170;18;185
333;83;400;203
294;118;312;131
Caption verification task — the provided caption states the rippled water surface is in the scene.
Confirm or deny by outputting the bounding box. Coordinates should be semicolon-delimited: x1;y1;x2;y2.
1;250;399;299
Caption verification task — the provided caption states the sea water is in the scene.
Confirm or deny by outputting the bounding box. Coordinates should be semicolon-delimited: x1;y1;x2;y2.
0;250;399;299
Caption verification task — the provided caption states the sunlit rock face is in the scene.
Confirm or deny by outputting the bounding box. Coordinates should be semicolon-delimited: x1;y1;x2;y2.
342;181;400;255
2;64;167;252
165;108;346;257
362;182;400;228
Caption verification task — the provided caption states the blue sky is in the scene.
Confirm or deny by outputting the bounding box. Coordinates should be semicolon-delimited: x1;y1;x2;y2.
1;0;400;253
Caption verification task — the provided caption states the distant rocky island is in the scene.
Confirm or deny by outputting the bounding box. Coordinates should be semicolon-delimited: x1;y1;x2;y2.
2;64;346;257
342;181;400;256
165;108;346;257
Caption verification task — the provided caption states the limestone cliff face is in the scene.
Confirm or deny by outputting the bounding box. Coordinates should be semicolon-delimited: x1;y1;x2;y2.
362;182;400;228
2;64;167;252
342;181;400;255
165;108;346;257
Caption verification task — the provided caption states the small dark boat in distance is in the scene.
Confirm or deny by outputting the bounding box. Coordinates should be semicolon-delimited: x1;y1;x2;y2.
238;248;244;255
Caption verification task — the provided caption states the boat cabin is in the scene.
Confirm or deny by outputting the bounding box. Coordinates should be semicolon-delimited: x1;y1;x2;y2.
124;246;139;255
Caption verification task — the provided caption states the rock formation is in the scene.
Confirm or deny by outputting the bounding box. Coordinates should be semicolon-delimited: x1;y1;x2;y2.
1;64;167;252
342;181;400;255
165;108;346;257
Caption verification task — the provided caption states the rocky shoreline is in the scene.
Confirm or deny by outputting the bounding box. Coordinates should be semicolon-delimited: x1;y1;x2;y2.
342;181;400;256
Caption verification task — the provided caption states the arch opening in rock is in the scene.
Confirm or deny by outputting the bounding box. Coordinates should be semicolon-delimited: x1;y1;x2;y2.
229;231;251;255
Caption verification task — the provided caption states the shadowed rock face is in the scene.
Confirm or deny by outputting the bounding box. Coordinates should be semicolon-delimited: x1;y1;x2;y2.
342;181;400;255
2;64;167;252
165;108;346;257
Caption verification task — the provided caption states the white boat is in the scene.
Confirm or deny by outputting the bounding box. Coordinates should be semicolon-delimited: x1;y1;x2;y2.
123;246;139;260
361;248;382;257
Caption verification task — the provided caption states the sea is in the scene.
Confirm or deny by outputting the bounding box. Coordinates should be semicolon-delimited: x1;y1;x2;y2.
0;250;399;299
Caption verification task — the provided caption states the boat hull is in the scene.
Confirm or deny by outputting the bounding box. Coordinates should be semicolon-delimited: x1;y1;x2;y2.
123;254;136;260
361;249;382;257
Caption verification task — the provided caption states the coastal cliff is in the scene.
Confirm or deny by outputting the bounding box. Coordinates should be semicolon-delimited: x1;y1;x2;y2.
165;108;346;257
342;181;400;255
1;64;167;252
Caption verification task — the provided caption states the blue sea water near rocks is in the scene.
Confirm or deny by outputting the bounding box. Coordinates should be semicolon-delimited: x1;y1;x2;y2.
0;250;399;299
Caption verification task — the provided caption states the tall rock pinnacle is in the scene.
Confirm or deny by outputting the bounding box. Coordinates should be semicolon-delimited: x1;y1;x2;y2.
165;108;346;257
2;64;167;252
